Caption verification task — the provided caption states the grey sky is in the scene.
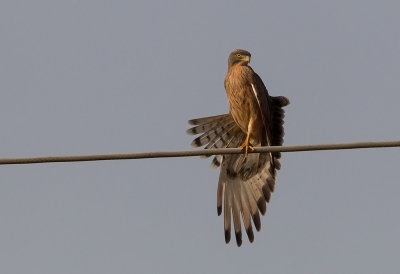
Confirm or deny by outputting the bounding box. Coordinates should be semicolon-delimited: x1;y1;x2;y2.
1;1;399;273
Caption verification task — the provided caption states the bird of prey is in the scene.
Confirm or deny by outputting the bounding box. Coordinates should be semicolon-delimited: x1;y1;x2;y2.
187;49;289;246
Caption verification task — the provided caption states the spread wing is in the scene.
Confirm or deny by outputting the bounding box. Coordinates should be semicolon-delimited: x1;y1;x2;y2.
187;114;244;168
251;72;290;167
187;72;289;246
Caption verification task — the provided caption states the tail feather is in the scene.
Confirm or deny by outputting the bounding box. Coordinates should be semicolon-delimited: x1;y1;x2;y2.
224;182;232;244
239;184;254;242
187;94;288;246
218;156;274;245
242;179;262;231
232;184;243;246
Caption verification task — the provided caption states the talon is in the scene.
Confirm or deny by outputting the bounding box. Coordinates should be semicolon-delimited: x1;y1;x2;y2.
239;133;255;156
240;143;255;156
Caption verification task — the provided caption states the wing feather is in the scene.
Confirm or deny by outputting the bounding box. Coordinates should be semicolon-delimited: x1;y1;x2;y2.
187;59;289;246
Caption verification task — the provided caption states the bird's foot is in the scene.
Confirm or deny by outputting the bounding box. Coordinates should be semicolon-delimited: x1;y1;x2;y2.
239;141;255;157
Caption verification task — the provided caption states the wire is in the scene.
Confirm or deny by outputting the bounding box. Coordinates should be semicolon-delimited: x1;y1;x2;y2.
0;140;399;166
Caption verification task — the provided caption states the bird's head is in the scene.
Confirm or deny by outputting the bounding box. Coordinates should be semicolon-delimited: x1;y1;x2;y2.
228;49;251;68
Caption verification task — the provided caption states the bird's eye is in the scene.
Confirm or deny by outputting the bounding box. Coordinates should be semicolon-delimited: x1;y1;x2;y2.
236;54;242;58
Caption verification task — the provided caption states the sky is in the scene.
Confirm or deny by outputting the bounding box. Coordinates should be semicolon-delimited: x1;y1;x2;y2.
1;0;400;273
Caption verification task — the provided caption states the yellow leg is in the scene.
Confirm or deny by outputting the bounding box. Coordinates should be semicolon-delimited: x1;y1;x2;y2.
239;131;255;156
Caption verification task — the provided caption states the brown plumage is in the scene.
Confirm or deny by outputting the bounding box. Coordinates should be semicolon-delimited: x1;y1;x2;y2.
187;49;289;246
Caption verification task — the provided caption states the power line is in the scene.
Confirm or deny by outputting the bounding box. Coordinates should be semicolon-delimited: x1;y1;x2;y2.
0;140;399;166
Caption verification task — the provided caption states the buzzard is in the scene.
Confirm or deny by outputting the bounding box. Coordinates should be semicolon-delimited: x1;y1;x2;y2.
187;49;289;246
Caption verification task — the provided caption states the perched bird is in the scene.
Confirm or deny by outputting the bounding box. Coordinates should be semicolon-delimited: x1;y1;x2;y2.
187;49;289;246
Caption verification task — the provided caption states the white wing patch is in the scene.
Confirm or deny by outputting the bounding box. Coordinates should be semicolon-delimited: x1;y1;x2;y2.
251;83;271;146
250;83;261;107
